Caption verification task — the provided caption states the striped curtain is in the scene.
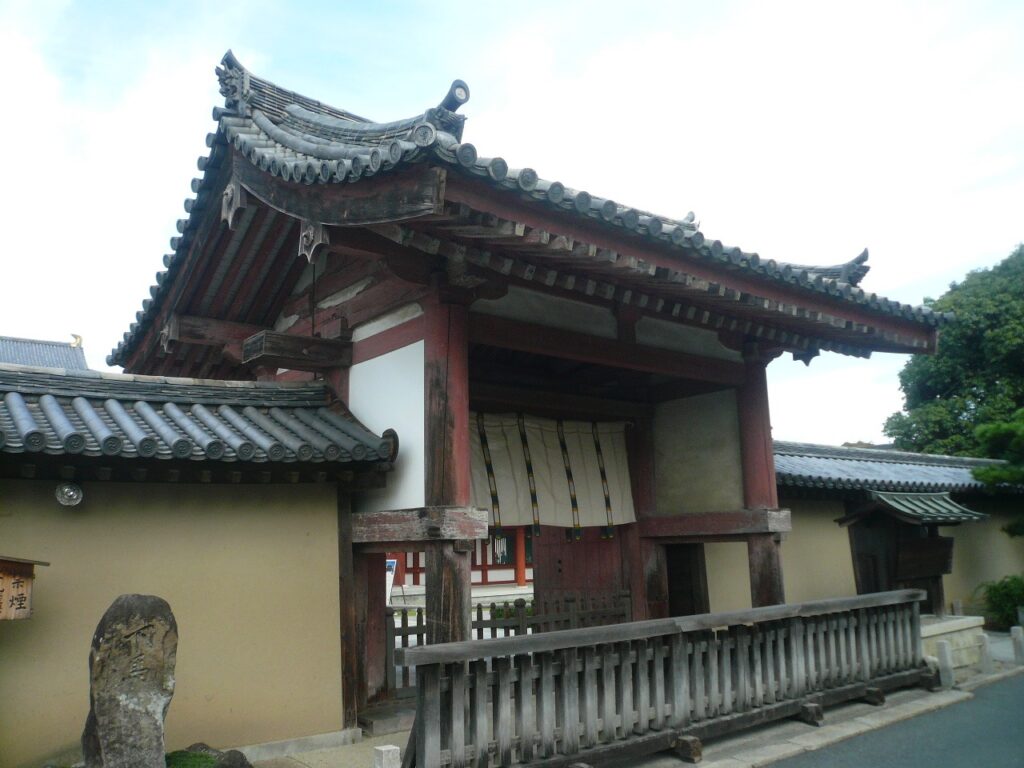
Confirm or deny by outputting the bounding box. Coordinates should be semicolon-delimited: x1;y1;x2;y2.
469;412;636;533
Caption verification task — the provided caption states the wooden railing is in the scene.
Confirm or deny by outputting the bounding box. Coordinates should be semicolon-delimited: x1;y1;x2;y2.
398;590;927;768
386;592;631;698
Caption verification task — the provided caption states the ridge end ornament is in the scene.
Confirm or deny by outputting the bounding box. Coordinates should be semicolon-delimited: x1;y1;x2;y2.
221;176;247;230
298;221;330;263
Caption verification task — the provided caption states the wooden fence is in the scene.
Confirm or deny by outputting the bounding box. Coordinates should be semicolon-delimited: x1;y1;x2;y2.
398;590;928;768
386;592;631;697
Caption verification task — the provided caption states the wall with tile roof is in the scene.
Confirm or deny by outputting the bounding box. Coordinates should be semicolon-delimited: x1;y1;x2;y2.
0;480;345;765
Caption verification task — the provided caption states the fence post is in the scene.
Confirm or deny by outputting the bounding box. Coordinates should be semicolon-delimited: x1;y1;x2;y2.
1012;626;1024;665
936;640;955;689
515;598;529;636
385;606;397;696
415;663;442;768
567;596;579;629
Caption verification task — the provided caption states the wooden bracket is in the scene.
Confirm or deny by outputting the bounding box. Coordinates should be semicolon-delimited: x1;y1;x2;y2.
221;174;248;230
299;220;330;263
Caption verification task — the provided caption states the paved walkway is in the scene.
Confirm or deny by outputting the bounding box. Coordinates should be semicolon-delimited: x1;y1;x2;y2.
770;673;1024;768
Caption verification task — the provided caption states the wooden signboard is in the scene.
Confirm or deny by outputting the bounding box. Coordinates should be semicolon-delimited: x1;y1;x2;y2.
895;537;954;581
0;557;49;620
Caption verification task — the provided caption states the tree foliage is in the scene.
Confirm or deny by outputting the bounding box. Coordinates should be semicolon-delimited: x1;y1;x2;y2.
973;408;1024;536
884;245;1024;455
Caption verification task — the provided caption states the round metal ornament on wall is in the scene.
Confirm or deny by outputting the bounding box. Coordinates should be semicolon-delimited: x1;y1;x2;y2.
55;482;84;506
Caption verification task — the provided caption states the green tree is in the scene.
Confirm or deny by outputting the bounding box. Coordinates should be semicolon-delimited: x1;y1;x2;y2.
884;244;1024;455
973;408;1024;536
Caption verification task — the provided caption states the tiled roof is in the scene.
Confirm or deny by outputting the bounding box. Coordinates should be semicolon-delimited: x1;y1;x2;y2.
0;336;88;370
773;441;1006;493
867;490;988;524
107;52;951;367
0;364;391;464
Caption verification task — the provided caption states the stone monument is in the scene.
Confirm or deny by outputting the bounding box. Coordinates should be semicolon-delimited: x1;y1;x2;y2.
81;594;178;768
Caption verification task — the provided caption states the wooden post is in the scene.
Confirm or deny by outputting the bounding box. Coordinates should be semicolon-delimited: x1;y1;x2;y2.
738;345;784;606
424;295;473;645
359;552;388;703
425;541;474;645
623;417;658;620
514;526;527;586
748;534;785;607
737;345;778;510
337;486;359;728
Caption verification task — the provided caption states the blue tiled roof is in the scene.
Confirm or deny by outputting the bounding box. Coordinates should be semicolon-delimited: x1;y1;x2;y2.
773;441;1007;493
0;336;89;370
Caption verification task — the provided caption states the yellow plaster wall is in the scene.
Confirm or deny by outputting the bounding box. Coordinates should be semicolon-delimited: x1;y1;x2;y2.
941;511;1024;612
0;480;342;767
653;391;744;515
781;499;858;602
704;542;752;612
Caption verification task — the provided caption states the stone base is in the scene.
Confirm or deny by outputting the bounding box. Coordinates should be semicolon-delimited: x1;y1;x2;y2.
921;615;984;668
235;727;362;762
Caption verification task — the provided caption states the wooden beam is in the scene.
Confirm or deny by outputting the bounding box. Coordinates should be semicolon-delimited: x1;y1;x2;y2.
351;506;488;544
469;314;745;386
638;509;791;539
234;151;446;226
163;314;265;350
241;330;352;370
470;381;653;420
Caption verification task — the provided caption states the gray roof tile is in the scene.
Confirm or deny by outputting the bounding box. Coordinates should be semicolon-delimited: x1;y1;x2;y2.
773;440;1007;493
0;336;89;370
108;52;951;367
0;365;391;465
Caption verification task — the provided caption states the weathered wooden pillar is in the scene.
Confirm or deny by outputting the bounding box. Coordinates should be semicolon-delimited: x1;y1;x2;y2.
336;487;358;728
737;345;785;607
354;551;388;703
747;533;786;608
623;417;661;619
423;296;473;644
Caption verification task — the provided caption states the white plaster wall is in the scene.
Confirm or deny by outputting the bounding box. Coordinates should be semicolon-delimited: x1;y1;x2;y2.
349;341;425;512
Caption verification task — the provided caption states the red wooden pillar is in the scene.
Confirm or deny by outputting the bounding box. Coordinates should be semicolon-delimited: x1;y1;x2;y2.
423;295;473;644
514;526;527;586
737;344;785;607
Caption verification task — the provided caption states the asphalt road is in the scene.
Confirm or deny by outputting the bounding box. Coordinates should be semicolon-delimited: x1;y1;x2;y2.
774;674;1024;768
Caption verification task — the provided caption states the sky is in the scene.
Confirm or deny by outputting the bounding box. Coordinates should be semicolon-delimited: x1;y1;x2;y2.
1;0;1022;445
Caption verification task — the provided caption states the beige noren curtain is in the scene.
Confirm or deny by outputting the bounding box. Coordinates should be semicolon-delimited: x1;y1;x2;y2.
469;412;636;529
